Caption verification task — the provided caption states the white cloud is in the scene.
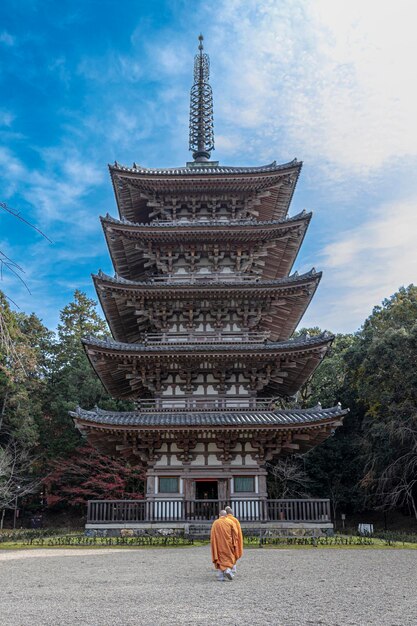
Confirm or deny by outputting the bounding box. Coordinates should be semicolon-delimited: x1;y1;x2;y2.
0;31;15;46
303;195;417;331
0;110;15;127
0;147;26;196
0;146;104;227
206;0;417;176
150;43;189;75
77;53;143;83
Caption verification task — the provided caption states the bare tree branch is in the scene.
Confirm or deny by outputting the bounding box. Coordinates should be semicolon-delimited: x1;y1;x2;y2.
266;457;311;498
0;202;53;243
0;439;40;511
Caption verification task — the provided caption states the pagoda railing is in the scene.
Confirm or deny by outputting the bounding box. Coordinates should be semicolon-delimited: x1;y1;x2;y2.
150;274;261;284
142;331;270;344
134;397;277;412
154;218;258;226
87;499;332;524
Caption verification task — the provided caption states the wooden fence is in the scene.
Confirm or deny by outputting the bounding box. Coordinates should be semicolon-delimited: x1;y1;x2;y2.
87;499;331;524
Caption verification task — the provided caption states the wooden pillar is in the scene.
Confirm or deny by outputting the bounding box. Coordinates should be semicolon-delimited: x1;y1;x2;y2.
258;471;268;499
184;476;194;500
218;478;228;501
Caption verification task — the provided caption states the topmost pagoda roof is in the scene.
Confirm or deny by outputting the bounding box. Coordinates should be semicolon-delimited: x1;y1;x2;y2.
109;159;302;223
109;159;299;177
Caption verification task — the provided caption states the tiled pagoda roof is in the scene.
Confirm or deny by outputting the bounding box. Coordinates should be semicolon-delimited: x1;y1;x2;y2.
93;269;321;344
93;268;320;290
102;211;310;282
109;159;300;176
71;403;348;428
101;210;311;238
82;332;333;399
82;331;332;355
109;159;302;223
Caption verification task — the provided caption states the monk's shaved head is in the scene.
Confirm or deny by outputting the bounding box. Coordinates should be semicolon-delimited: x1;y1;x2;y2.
219;510;227;517
225;506;233;514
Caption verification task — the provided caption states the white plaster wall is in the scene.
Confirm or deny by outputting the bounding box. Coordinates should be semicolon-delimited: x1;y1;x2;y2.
244;454;259;466
155;454;168;467
191;454;206;465
207;454;222;466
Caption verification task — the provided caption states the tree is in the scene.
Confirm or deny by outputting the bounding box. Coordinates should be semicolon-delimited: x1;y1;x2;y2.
0;439;40;528
43;445;144;509
349;286;417;518
0;292;52;447
0;292;51;526
266;457;311;499
39;290;129;458
300;332;366;516
376;427;417;519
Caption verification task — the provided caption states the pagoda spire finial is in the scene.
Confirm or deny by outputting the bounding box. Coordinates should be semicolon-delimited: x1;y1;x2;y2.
189;34;214;162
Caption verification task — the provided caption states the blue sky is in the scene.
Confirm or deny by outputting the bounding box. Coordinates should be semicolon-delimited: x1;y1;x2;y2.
1;0;417;333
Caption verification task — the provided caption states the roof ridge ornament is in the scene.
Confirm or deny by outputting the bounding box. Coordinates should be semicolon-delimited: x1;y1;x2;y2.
189;34;214;162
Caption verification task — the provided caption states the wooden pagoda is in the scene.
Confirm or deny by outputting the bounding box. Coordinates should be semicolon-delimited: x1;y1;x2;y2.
72;36;347;524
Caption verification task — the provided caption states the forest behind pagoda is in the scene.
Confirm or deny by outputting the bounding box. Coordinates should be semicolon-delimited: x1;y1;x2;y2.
1;285;416;528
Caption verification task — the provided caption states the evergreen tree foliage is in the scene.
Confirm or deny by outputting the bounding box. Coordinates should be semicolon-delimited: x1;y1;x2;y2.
0;293;51;447
302;333;365;515
40;290;133;458
0;293;51;519
347;285;417;517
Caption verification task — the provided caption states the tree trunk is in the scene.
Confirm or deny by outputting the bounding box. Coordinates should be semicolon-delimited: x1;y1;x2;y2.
411;495;417;521
0;391;9;432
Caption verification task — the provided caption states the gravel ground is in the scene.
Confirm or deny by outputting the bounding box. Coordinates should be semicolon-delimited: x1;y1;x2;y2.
0;546;416;626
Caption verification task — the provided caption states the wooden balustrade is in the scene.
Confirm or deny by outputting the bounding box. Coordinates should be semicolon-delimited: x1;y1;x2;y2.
150;274;260;284
87;499;331;524
135;397;275;412
142;331;270;344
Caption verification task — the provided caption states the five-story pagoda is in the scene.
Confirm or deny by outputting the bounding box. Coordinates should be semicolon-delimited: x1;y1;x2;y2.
72;36;347;513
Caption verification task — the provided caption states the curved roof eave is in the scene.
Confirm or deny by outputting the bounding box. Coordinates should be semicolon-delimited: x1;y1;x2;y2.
100;210;311;231
108;158;302;177
81;331;334;355
92;268;322;291
70;403;348;428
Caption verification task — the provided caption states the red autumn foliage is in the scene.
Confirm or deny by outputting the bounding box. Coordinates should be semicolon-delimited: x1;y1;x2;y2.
42;445;145;508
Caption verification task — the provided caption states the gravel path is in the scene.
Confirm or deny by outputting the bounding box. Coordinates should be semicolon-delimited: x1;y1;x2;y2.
0;546;416;626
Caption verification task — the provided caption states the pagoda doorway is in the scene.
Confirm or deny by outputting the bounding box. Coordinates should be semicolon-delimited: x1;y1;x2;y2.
195;480;218;500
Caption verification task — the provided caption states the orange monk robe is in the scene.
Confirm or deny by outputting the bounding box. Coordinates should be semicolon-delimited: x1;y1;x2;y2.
210;516;238;571
227;514;244;560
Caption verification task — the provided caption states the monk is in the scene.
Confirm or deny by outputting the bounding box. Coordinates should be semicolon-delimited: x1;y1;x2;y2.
225;506;243;573
210;510;238;581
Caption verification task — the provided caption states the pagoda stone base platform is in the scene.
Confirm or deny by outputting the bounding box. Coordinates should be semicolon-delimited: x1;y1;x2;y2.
85;521;334;539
